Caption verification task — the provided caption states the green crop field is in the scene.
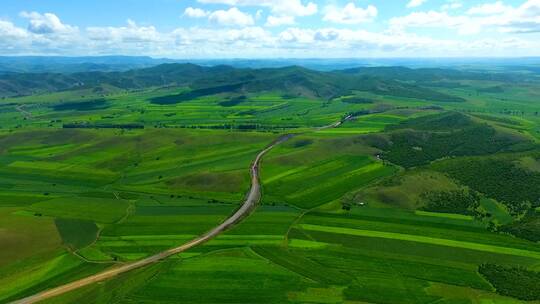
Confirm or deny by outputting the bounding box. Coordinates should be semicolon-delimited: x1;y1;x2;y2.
1;60;540;304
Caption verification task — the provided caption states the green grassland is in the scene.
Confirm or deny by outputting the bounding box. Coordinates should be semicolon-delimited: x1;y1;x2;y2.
0;208;62;267
357;170;464;209
36;205;540;304
0;127;273;300
1;64;540;303
261;134;397;209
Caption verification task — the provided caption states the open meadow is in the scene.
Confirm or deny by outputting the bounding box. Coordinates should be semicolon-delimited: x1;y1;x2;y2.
1;63;540;303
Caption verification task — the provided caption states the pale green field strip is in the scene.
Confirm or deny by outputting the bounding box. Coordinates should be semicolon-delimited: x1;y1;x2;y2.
6;161;118;179
263;166;309;184
8;143;83;157
317;128;381;134
102;239;284;247
288;239;329;249
98;235;287;247
0;254;87;301
100;235;284;241
415;210;474;221
299;224;540;259
77;247;114;261
287;163;384;200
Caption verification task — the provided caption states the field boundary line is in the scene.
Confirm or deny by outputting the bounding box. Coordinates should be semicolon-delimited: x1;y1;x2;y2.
11;115;354;304
299;224;540;260
10;133;294;304
247;247;320;284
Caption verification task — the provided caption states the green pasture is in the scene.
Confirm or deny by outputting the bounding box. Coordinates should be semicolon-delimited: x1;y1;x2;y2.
1;70;540;303
0;207;62;267
28;197;130;224
358;170;463;209
0;127;275;300
0;252;109;303
299;224;540;259
261;134;397;209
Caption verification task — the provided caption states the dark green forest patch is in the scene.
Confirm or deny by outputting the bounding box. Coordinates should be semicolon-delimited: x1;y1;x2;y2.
471;114;522;126
52;99;109;111
383;124;526;168
479;264;540;301
365;81;466;103
291;139;314;148
432;157;540;216
150;83;244;105
55;218;99;250
500;212;540;242
219;95;248;107
420;190;481;216
63;122;144;129
387;112;475;131
377;112;534;168
422;81;469;89
340;96;375;104
477;86;505;93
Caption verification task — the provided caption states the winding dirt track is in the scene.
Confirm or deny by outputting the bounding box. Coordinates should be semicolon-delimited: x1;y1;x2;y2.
12;114;354;304
11;134;295;304
15;105;32;119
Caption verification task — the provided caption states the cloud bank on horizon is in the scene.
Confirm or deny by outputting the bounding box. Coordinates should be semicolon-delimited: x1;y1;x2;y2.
1;0;540;58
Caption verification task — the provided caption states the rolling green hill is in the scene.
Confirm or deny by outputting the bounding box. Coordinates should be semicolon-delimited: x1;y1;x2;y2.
1;62;540;304
0;64;466;103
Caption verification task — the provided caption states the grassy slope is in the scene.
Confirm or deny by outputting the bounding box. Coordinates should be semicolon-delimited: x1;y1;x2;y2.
261;133;396;209
0;128;273;300
36;205;540;304
1;67;540;303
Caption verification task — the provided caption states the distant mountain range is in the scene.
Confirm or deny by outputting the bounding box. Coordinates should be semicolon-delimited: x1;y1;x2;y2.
2;56;540;74
0;56;178;74
1;62;512;103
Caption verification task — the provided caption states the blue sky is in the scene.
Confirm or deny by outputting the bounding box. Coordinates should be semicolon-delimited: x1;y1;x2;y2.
1;0;539;58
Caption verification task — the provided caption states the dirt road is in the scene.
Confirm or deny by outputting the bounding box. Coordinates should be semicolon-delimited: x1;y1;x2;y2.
15;105;32;119
11;134;294;304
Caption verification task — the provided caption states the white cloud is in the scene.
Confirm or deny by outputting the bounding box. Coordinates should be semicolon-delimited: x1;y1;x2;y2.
2;4;540;57
0;19;31;53
183;7;208;18
174;26;271;45
0;20;29;40
255;10;264;20
1;20;539;57
0;12;81;55
467;1;511;15
184;6;256;27
390;11;473;34
323;3;378;24
271;27;540;57
497;0;540;33
441;0;462;11
208;7;254;27
19;11;77;35
272;27;473;56
266;15;295;27
224;27;272;43
87;20;163;43
314;29;340;42
196;0;237;4
407;0;427;8
392;0;540;35
197;0;317;17
279;27;315;43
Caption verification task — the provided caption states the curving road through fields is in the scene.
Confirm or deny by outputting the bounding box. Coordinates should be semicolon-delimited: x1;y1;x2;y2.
11;134;295;304
11;113;356;303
